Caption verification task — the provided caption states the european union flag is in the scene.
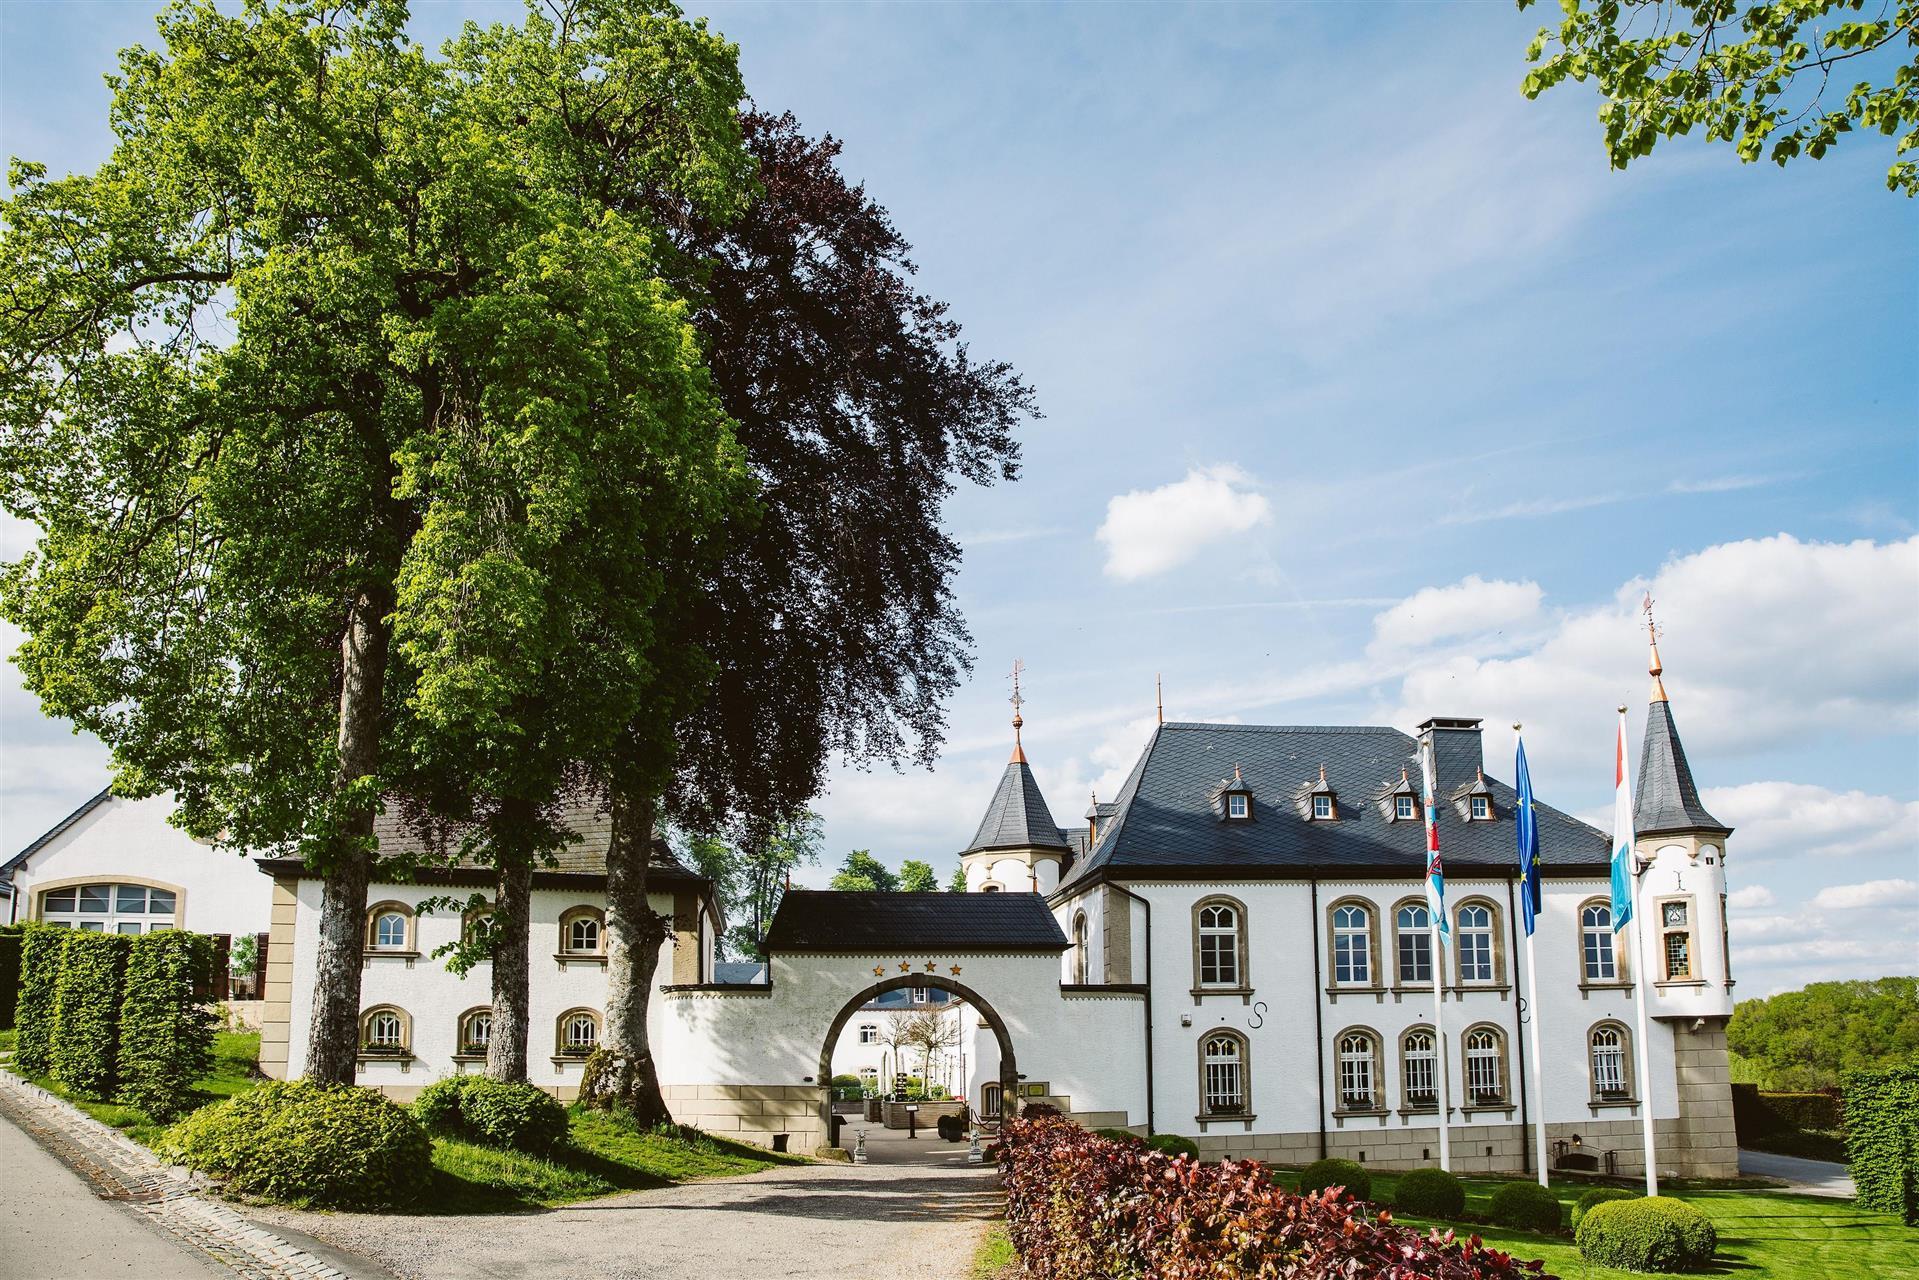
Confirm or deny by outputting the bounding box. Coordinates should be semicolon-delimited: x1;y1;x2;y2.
1514;732;1541;936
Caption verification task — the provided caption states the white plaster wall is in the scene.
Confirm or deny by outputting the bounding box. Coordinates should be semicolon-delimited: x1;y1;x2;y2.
10;794;273;938
282;879;680;1090
1134;877;1681;1141
1635;837;1734;1020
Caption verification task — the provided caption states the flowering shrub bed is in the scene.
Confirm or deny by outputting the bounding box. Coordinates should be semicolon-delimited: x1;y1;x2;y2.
999;1116;1547;1279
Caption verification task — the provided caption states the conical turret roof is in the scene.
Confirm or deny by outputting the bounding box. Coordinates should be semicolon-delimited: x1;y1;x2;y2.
966;758;1069;853
1634;691;1729;836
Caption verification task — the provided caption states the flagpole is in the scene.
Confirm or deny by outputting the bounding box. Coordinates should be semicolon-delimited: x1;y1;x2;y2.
1618;705;1659;1196
1421;735;1451;1173
1515;726;1549;1189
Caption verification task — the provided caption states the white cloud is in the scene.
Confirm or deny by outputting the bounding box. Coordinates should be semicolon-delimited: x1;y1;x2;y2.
1368;575;1543;660
1667;475;1777;495
1727;884;1775;909
1704;781;1919;861
1096;465;1271;582
1810;878;1919;911
1437;493;1625;527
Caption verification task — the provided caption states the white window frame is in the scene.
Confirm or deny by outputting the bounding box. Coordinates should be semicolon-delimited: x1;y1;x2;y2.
1591;1024;1629;1096
1582;903;1618;981
1395;903;1432;984
1457;903;1494;983
1332;904;1371;985
1197;903;1242;988
1395;795;1417;821
1202;1033;1247;1115
1312;794;1334;820
1227;792;1249;819
39;882;178;935
1469;795;1491;820
1466;1028;1503;1101
858;1023;878;1045
1402;1029;1437;1105
1337;1032;1376;1110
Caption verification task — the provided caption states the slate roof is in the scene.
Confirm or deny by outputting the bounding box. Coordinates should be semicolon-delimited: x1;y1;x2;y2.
763;890;1068;953
1634;700;1729;836
5;787;113;877
360;793;706;882
1057;722;1609;891
966;760;1070;852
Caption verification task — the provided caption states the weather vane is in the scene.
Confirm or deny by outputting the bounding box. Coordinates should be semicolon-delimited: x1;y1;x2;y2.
1641;592;1661;642
1009;658;1026;759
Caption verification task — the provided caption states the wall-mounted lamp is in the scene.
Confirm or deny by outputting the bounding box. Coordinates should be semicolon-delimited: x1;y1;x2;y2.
1179;1013;1192;1027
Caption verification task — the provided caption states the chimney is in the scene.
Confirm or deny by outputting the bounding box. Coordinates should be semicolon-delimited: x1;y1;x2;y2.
1416;717;1483;784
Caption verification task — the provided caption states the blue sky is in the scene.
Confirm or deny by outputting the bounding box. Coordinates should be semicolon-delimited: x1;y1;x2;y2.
3;2;1914;994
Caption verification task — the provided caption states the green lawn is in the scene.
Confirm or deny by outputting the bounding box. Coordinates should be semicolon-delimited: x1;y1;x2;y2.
1262;1167;1919;1279
17;1031;261;1145
972;1221;1016;1278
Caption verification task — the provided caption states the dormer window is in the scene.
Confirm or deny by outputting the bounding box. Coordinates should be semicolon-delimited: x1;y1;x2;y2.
1395;795;1417;820
1470;795;1491;821
1312;794;1335;820
1307;765;1337;821
1218;765;1254;821
1228;793;1249;819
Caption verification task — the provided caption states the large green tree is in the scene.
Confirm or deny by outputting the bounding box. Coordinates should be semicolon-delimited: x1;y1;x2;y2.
898;860;939;893
1520;0;1919;194
1727;976;1919;1090
830;850;900;893
680;812;822;961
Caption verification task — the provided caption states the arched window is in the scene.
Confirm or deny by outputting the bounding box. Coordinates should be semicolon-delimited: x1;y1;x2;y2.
364;902;414;953
1394;901;1432;984
858;1023;879;1045
1332;903;1372;985
1072;912;1090;984
1200;1031;1249;1116
555;1008;601;1057
559;906;605;956
1464;1026;1505;1102
1581;902;1619;981
983;1081;1003;1116
1590;1022;1632;1098
1194;899;1246;989
1336;1030;1379;1110
981;883;1002;892
1401;1028;1438;1106
462;907;495;950
1456;901;1497;983
457;1007;492;1057
37;881;179;934
360;1005;410;1055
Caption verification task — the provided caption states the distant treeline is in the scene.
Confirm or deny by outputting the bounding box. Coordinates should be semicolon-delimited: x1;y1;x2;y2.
1727;976;1919;1092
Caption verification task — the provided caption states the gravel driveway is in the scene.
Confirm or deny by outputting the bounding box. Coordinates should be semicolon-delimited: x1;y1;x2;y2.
245;1159;1003;1280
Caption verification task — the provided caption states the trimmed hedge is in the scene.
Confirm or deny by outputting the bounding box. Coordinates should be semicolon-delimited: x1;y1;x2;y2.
1000;1116;1540;1279
50;931;130;1097
1394;1167;1467;1218
1844;1061;1919;1225
0;925;21;1030
1732;1082;1845;1140
1144;1133;1199;1160
1575;1196;1716;1272
116;932;218;1119
414;1075;569;1153
163;1080;432;1209
1298;1157;1372;1202
1572;1187;1640;1227
1488;1180;1561;1232
14;923;67;1074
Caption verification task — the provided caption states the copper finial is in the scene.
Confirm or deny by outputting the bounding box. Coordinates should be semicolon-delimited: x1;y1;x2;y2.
1642;594;1668;703
1156;672;1164;725
1009;658;1027;762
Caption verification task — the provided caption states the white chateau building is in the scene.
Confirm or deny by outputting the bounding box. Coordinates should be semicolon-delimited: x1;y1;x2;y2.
8;641;1739;1177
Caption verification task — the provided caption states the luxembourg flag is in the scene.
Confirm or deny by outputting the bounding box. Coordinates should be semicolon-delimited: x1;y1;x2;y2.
1610;709;1636;931
1421;736;1450;942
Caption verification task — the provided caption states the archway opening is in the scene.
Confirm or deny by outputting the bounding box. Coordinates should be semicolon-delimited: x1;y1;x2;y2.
816;974;1019;1155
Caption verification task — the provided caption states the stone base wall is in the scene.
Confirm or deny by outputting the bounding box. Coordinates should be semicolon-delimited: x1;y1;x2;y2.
1193;1116;1730;1178
662;1083;830;1155
1670;1017;1739;1178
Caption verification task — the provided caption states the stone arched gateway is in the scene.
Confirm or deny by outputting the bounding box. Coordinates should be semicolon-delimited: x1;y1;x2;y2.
656;891;1148;1154
815;973;1020;1138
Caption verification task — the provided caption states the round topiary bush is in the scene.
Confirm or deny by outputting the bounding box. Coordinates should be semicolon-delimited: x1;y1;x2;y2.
1144;1133;1199;1160
1393;1167;1466;1217
162;1080;432;1209
1489;1179;1563;1232
1093;1127;1144;1144
1576;1196;1717;1272
1298;1157;1371;1201
1572;1186;1641;1227
413;1075;568;1153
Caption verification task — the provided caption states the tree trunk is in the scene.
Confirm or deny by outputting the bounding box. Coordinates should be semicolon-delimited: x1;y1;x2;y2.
303;584;391;1085
579;780;672;1126
487;857;533;1081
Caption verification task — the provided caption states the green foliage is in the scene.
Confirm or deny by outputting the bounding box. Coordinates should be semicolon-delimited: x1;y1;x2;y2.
677;813;821;960
1393;1167;1467;1217
415;1075;568;1154
1143;1133;1199;1160
898;860;939;893
116;932;217;1119
1093;1126;1142;1144
1488;1180;1562;1232
1298;1156;1372;1201
162;1080;432;1209
948;866;968;893
1572;1186;1641;1227
1726;978;1919;1090
49;931;129;1098
1844;1060;1919;1224
13;924;65;1070
1575;1195;1717;1272
830;849;900;893
0;925;21;1030
228;932;259;980
1518;0;1919;194
1731;1082;1846;1137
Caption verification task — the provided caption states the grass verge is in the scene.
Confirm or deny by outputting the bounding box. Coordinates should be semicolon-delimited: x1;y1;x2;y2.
972;1221;1016;1278
16;1030;260;1145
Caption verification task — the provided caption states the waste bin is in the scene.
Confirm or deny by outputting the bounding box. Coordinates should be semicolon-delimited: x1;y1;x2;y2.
772;1133;789;1153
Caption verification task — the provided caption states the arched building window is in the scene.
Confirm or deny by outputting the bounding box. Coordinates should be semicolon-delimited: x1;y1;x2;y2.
1393;900;1432;986
1327;899;1377;987
1072;912;1089;983
559;906;605;956
1200;1030;1249;1116
1580;900;1625;982
1193;898;1248;991
1463;1025;1507;1103
1590;1021;1633;1099
858;1023;879;1045
364;902;415;953
1401;1028;1438;1108
359;1005;411;1056
1335;1029;1382;1111
457;1007;492;1058
555;1008;602;1058
1454;899;1502;985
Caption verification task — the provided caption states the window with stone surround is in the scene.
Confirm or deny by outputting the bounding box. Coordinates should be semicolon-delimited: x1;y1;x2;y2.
360;1005;411;1056
1453;898;1503;986
457;1007;492;1057
1463;1024;1507;1103
1328;899;1376;987
1200;1030;1249;1116
1658;897;1695;981
559;906;606;956
556;1008;601;1057
1336;1029;1382;1111
1589;1021;1633;1099
364;901;416;953
1393;900;1433;985
1401;1028;1438;1107
1580;900;1625;982
1194;898;1248;990
1073;911;1089;983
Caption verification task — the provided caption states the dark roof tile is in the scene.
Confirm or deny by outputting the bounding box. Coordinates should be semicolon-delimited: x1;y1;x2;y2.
764;890;1067;953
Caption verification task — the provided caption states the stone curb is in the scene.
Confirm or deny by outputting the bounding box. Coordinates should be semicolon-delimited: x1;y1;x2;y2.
0;1066;355;1279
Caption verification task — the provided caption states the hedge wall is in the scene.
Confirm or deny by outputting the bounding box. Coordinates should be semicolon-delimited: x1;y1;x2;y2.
1732;1083;1844;1139
1000;1116;1540;1279
0;925;21;1030
50;931;131;1097
118;932;218;1119
14;923;69;1074
1844;1062;1919;1225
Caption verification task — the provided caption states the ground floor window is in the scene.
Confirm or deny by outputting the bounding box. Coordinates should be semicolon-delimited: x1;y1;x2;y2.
1201;1031;1248;1115
458;1008;492;1056
1465;1027;1504;1102
1337;1031;1377;1109
556;1008;601;1057
38;882;177;934
1402;1029;1437;1105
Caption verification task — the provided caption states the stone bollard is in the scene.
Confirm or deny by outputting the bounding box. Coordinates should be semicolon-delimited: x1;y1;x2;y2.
854;1129;868;1164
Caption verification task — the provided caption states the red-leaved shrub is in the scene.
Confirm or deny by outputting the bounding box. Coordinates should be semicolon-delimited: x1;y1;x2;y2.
999;1116;1550;1279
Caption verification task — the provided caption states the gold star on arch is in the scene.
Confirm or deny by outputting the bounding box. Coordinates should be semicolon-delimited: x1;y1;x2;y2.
898;961;911;973
949;965;963;976
872;966;885;977
924;960;939;973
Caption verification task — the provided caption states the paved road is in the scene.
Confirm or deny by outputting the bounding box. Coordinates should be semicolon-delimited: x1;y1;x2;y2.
1738;1148;1857;1198
0;1102;222;1279
248;1159;1003;1280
